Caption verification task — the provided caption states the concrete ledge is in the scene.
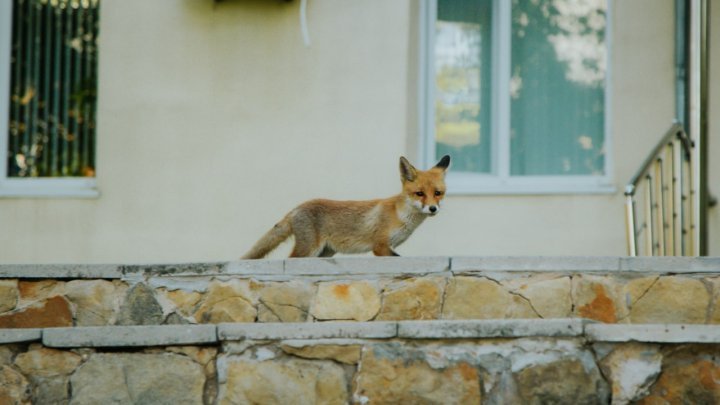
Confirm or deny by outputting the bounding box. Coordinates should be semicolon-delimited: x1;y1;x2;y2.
0;328;42;344
284;257;450;276
586;324;720;343
218;322;398;341
451;256;621;272
451;256;720;273
121;261;284;277
5;321;720;348
398;319;587;339
2;257;720;279
0;264;122;279
42;325;218;348
618;257;720;273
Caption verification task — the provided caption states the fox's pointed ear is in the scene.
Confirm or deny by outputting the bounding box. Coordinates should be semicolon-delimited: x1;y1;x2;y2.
434;155;451;172
399;156;418;182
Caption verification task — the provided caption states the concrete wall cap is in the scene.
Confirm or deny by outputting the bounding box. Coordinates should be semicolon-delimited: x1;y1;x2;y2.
585;323;720;343
218;321;398;340
398;319;587;338
42;325;218;348
0;328;42;343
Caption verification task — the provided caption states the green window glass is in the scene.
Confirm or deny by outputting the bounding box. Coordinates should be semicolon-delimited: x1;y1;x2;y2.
431;0;607;184
7;0;99;178
510;0;606;176
434;0;493;174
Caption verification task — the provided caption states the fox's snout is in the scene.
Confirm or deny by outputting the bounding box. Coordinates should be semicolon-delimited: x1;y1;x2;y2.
424;204;439;215
410;199;442;215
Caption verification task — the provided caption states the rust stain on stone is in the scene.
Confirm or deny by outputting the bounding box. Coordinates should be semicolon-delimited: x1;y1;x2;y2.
332;284;350;300
455;362;478;382
0;296;73;328
18;280;59;300
698;360;720;390
578;284;617;323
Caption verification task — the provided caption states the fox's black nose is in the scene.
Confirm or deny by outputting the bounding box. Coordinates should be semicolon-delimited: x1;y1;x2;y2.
429;205;437;213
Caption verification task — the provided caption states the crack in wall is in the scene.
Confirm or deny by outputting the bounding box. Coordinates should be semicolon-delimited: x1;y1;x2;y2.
617;276;661;323
258;297;309;317
700;278;716;324
569;275;576;313
480;275;544;319
439;277;450;319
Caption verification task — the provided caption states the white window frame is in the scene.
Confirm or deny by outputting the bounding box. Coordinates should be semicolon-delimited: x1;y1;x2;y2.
0;0;98;198
419;0;615;195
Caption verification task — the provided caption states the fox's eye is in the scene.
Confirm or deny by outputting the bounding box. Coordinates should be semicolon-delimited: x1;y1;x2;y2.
415;191;425;197
434;190;444;196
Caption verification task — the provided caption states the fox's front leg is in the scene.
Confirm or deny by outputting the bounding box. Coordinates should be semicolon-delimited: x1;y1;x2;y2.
373;243;400;257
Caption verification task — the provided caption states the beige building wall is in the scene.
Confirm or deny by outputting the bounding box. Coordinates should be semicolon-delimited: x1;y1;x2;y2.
0;0;715;263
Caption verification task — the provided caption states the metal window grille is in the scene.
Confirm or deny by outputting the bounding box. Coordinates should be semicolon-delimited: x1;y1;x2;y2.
7;0;99;178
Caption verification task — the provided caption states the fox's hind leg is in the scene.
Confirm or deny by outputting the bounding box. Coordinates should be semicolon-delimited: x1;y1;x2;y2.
288;216;323;257
289;234;323;257
319;246;336;257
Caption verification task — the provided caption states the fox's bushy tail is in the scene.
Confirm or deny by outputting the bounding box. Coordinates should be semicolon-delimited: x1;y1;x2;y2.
241;216;292;259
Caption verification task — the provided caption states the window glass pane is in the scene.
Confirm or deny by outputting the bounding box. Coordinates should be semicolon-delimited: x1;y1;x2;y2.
435;0;493;173
7;0;99;178
510;0;606;176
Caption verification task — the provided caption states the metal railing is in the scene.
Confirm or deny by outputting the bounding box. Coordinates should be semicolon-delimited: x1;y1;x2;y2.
624;124;695;256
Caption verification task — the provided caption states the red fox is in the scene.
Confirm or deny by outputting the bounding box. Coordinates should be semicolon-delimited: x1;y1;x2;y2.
242;155;451;259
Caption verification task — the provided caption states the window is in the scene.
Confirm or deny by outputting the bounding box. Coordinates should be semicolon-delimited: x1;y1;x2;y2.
421;0;612;194
0;0;99;197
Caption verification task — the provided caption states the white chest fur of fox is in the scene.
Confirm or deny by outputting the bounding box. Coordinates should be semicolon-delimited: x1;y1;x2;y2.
242;155;450;259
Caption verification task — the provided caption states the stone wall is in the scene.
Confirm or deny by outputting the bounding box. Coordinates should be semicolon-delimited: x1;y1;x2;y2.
2;320;720;404
1;257;720;328
2;257;720;404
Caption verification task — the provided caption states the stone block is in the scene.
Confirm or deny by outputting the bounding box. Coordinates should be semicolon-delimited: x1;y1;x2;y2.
70;352;205;405
194;279;258;324
17;280;65;306
310;281;381;321
505;275;572;318
218;321;397;340
0;280;18;313
116;283;164;325
598;343;662;404
376;277;444;321
626;276;709;323
159;289;203;317
285;256;449;275
442;276;538;320
258;281;314;322
513;358;609;404
707;277;720;324
0;365;30;405
572;275;626;323
353;345;482;404
43;325;218;348
637;347;720;404
13;346;82;377
0;296;73;328
280;344;361;365
218;358;347;405
13;346;83;404
65;280;127;326
398;319;585;339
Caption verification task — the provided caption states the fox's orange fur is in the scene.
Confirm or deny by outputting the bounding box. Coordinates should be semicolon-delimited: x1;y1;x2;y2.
242;156;450;259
